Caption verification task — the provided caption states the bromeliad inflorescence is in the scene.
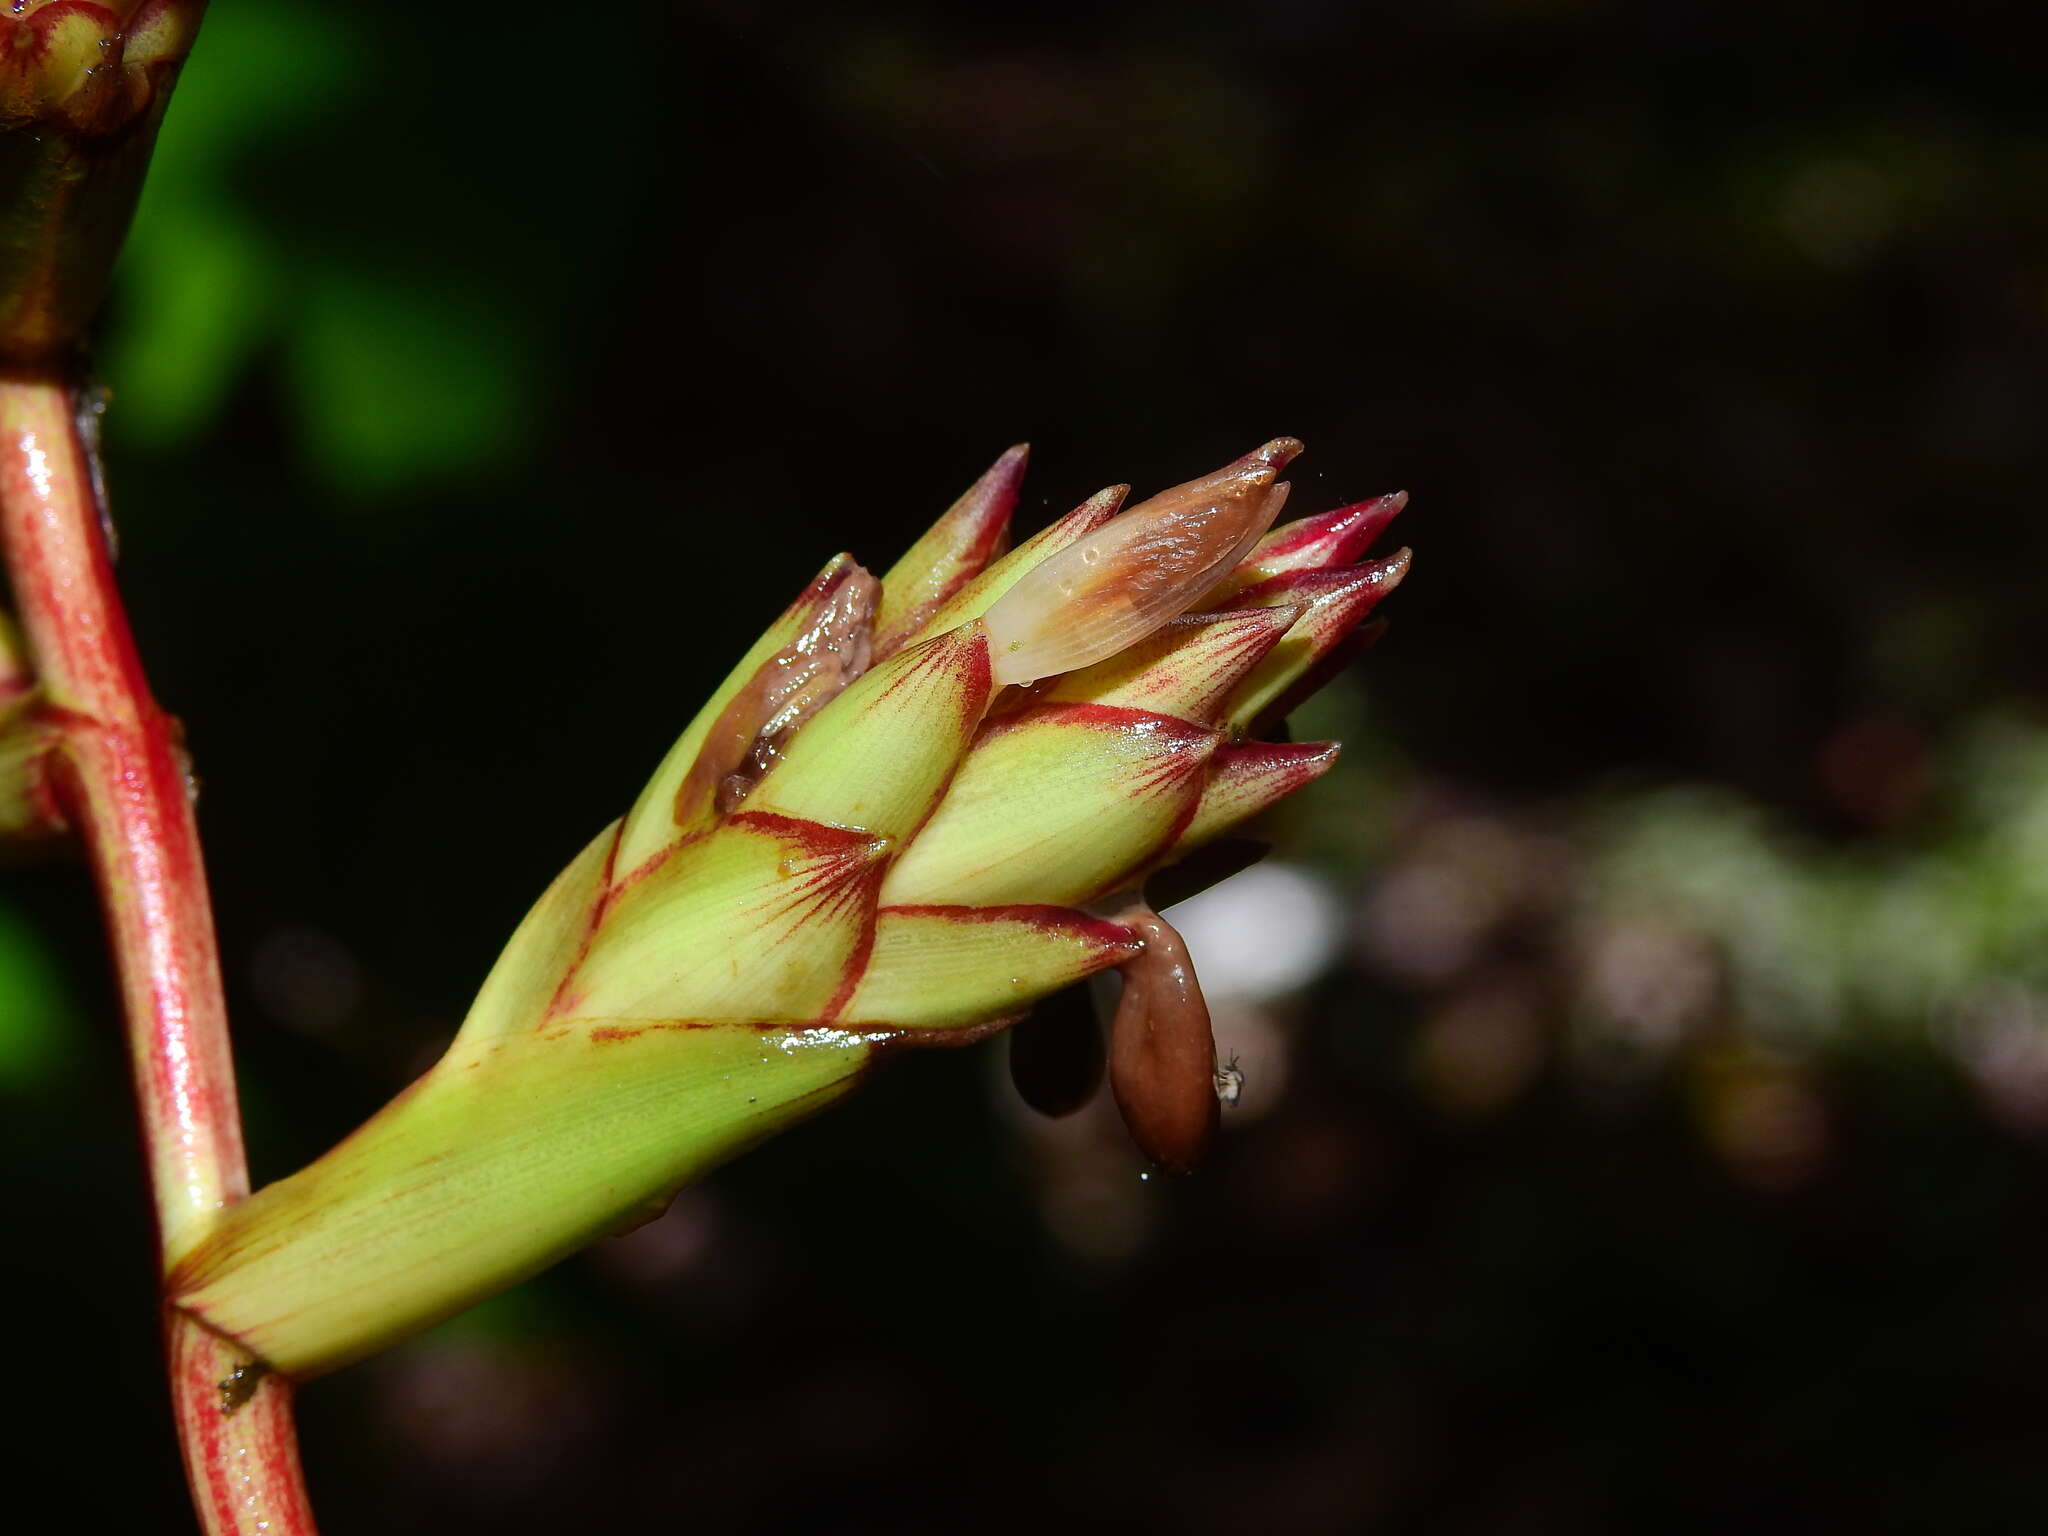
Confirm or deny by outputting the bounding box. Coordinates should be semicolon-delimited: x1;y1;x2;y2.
168;438;1410;1383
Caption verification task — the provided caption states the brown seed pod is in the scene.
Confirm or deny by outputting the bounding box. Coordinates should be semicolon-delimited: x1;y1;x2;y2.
1108;904;1219;1175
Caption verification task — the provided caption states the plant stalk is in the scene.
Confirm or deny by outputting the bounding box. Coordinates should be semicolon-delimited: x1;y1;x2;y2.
0;374;318;1534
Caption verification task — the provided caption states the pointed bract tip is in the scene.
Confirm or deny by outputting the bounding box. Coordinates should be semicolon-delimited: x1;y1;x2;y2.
1208;487;1407;599
1335;490;1407;551
977;443;1030;491
872;448;1034;656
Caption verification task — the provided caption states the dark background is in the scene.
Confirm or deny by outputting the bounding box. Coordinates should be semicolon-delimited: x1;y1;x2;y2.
7;2;2048;1531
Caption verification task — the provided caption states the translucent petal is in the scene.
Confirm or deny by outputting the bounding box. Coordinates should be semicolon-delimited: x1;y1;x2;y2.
982;443;1299;686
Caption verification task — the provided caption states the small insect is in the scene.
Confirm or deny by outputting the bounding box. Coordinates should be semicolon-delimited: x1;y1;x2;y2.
1213;1052;1245;1108
217;1361;268;1415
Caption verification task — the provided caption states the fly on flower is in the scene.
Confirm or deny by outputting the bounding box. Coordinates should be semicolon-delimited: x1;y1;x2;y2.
169;438;1411;1381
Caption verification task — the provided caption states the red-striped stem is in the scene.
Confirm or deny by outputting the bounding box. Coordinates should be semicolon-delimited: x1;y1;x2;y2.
0;375;318;1535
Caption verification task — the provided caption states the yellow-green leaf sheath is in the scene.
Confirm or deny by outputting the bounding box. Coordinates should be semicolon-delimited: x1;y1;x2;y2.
170;1020;874;1379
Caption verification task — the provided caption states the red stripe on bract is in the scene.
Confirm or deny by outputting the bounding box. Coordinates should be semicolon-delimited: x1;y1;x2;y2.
717;817;890;1009
979;699;1218;746
878;618;993;708
820;900;880;1021
543;820;627;1022
726;808;894;858
878;901;1142;951
1132;742;1213;798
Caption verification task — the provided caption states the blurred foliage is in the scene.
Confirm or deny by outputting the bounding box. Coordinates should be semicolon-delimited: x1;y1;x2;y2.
6;1;2048;1532
1582;717;2048;1050
0;899;75;1091
102;0;632;498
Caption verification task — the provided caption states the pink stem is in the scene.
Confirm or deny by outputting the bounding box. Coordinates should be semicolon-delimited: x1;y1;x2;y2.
0;374;319;1534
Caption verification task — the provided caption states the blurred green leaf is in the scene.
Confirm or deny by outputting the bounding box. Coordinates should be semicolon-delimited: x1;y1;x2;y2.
106;206;277;447
285;271;537;499
104;0;541;498
0;902;77;1093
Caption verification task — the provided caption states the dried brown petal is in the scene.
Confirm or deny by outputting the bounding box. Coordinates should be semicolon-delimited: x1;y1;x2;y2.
673;564;878;824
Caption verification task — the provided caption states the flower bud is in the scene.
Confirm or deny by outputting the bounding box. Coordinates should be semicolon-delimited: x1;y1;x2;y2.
981;439;1302;686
